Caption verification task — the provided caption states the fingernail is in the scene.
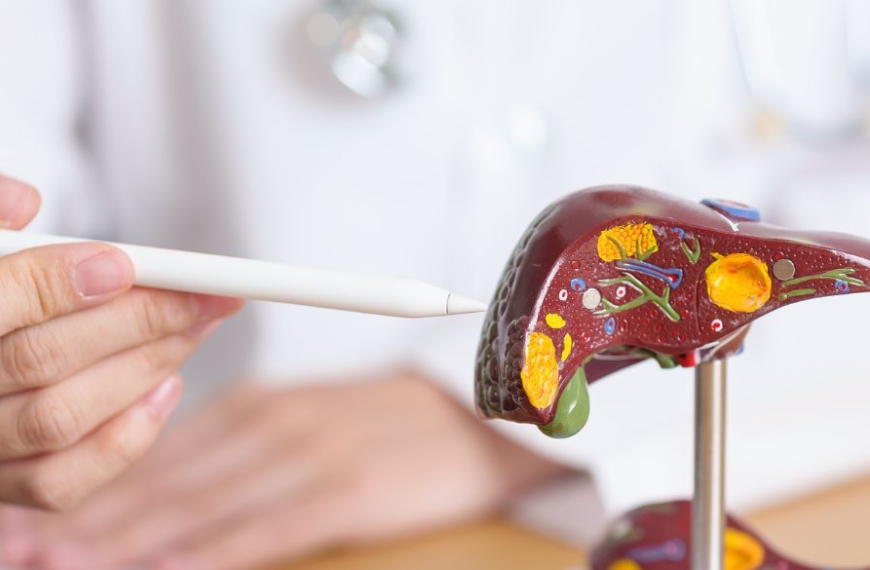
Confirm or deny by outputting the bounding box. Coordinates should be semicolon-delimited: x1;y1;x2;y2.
185;319;222;339
194;295;243;321
41;542;89;570
0;176;32;226
143;375;183;420
0;534;36;565
74;250;133;298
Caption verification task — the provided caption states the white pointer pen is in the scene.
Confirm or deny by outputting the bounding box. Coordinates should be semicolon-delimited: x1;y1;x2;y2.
0;230;488;318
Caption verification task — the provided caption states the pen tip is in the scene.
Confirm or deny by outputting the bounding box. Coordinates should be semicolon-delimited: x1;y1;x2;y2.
446;293;489;315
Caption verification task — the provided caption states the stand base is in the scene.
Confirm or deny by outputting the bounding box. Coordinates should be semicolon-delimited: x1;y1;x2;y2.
590;500;836;570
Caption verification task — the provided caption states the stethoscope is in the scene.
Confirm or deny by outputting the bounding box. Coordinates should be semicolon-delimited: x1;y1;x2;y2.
305;0;402;98
306;0;870;144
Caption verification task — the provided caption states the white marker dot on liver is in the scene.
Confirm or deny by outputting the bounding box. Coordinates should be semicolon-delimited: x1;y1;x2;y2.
582;288;601;310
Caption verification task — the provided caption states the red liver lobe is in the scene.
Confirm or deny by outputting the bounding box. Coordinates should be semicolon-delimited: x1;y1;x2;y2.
475;186;870;428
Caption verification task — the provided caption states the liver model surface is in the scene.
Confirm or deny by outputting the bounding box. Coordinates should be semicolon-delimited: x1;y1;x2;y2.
474;186;870;570
475;185;870;438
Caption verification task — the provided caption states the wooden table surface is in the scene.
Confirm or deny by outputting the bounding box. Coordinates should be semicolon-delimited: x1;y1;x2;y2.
270;474;870;570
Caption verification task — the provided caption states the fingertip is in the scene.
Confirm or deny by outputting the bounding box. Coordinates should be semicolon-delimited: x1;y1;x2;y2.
193;295;245;321
71;244;135;299
185;319;223;339
0;174;41;230
141;374;184;422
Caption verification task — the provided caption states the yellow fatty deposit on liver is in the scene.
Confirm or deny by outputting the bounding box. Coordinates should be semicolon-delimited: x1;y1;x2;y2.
597;223;658;262
706;253;772;313
521;332;560;410
545;313;566;329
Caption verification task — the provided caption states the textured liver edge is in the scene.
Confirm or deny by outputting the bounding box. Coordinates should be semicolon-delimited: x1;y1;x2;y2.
473;184;870;429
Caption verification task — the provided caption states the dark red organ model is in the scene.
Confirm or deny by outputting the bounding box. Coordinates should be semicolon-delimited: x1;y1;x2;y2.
474;186;870;570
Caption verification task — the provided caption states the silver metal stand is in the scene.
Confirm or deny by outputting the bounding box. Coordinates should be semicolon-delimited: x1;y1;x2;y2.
692;360;726;570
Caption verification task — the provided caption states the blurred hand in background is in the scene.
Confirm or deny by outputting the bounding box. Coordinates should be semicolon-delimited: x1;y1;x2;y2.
0;372;569;570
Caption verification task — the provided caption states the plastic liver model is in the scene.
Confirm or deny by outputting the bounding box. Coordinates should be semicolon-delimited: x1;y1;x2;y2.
474;185;870;570
475;185;870;438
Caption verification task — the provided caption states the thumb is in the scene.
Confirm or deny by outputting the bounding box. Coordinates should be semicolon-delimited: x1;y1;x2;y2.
0;174;42;230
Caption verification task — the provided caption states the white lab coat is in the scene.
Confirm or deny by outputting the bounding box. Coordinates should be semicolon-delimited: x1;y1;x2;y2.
4;0;870;542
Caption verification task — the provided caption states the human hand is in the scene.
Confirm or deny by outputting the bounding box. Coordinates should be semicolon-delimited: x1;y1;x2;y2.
0;174;243;510
12;372;570;570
